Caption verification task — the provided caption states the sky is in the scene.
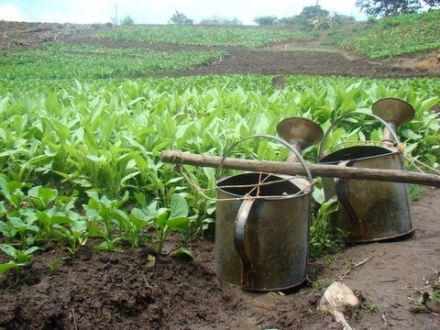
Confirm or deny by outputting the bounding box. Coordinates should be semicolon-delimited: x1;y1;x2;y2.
0;0;367;25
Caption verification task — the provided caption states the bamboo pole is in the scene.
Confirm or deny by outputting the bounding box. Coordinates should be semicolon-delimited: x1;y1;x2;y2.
161;150;440;188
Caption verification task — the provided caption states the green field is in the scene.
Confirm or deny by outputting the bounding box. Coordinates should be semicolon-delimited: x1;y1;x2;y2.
340;10;440;58
1;13;440;270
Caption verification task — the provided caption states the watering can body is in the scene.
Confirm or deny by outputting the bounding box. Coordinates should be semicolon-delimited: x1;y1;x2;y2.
214;134;314;292
215;172;312;292
319;145;413;243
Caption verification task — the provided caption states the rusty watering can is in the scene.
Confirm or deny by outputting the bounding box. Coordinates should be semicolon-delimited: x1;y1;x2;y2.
318;98;415;243
215;118;322;292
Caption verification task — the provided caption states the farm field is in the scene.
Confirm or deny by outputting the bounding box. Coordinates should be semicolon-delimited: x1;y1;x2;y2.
0;19;440;330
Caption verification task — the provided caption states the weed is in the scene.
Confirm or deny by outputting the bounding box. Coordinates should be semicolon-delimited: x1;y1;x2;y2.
310;191;344;258
408;184;428;202
364;302;380;314
311;277;334;292
410;271;440;313
343;260;356;272
47;260;61;275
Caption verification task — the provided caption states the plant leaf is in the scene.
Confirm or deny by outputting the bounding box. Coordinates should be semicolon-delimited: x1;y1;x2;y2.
169;194;188;218
0;262;20;276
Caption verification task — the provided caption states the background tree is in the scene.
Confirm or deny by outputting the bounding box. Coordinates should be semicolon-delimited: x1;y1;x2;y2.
253;16;279;25
120;15;134;26
355;0;424;17
299;5;330;19
330;13;356;25
422;0;440;7
296;5;330;30
170;11;194;24
199;16;242;25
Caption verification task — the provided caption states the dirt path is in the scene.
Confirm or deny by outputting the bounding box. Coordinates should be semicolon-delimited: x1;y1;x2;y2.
0;21;440;330
142;40;440;78
330;186;440;330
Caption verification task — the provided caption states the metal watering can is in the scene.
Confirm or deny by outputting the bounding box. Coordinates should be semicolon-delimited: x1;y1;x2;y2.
215;118;322;292
318;98;415;243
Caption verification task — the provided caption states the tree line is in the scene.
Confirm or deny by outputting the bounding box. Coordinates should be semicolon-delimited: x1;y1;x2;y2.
120;0;440;27
356;0;439;17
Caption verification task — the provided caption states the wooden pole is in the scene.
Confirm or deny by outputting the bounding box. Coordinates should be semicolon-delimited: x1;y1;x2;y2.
161;150;440;188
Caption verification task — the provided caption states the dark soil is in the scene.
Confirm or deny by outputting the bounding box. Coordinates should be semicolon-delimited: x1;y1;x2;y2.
1;21;440;330
1;21;439;78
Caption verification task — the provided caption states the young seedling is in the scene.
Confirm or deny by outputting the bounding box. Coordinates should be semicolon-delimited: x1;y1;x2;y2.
47;260;61;275
84;190;130;241
310;192;342;258
3;214;40;249
54;219;88;258
132;193;190;254
127;208;153;248
0;244;40;278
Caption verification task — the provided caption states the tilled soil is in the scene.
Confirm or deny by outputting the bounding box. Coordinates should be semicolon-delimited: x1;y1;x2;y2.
1;188;440;330
1;21;439;78
0;21;440;330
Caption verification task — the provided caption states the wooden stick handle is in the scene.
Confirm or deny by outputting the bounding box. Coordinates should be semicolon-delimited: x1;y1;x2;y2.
161;150;440;188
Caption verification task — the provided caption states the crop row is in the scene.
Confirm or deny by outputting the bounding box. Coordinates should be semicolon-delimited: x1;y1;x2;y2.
94;25;315;48
0;75;439;270
0;75;438;198
0;42;228;79
341;10;440;58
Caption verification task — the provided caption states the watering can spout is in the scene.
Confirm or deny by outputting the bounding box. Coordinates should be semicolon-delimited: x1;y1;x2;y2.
372;97;415;147
277;117;324;163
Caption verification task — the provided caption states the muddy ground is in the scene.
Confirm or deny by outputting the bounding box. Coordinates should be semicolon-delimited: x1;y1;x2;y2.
0;21;440;330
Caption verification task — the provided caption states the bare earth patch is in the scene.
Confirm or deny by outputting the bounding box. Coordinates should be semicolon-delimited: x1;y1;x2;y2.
1;21;440;330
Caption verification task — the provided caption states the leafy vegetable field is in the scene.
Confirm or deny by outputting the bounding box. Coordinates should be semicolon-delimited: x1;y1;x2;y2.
0;43;228;79
1;74;439;271
341;10;440;58
94;24;315;47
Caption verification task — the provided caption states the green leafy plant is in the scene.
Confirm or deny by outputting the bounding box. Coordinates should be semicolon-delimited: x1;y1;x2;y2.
47;260;61;275
0;176;27;209
84;190;130;242
0;42;228;79
54;218;88;258
340;11;440;58
1;214;40;249
131;193;191;254
94;25;314;48
310;187;343;258
0;178;42;248
126;208;153;248
0;244;40;277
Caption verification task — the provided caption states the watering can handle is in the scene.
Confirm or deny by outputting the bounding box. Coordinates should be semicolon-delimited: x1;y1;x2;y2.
318;112;401;158
334;160;365;240
234;198;256;289
217;133;313;184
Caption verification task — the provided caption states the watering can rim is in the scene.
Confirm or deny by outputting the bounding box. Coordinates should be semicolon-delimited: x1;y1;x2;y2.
318;111;402;159
318;144;399;163
217;133;314;184
216;171;311;199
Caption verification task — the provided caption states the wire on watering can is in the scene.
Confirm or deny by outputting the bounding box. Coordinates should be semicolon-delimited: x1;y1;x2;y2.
403;153;440;175
173;162;313;202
